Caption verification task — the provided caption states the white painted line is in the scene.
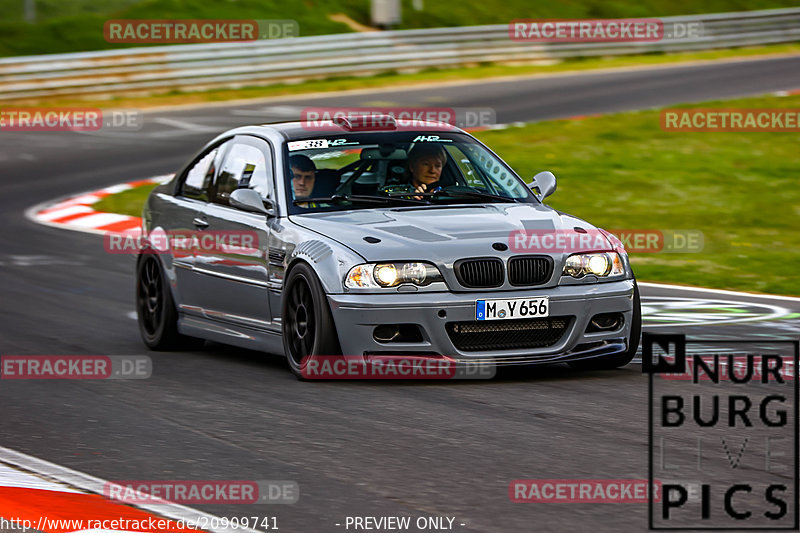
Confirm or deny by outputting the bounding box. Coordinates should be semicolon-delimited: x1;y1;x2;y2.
0;446;263;533
64;194;103;205
0;463;80;493
639;281;800;303
100;184;133;194
641;296;792;328
37;205;94;222
152;117;219;133
67;213;135;228
26;215;110;237
42;200;83;211
230;105;303;117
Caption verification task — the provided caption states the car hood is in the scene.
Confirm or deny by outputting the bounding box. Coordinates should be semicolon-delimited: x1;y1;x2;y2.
289;203;611;262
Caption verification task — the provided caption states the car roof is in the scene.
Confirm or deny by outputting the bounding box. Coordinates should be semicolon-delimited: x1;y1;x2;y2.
203;120;472;151
260;120;467;140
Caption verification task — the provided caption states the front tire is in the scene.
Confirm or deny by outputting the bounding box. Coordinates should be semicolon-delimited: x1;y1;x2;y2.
281;262;341;379
568;280;642;370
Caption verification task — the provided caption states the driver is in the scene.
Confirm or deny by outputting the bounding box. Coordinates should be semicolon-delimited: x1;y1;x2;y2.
407;143;446;197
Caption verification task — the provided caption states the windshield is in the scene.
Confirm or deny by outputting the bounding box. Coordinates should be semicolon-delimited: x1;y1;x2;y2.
283;131;535;214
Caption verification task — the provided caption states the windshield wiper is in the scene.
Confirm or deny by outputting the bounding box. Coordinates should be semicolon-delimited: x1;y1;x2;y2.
293;194;428;206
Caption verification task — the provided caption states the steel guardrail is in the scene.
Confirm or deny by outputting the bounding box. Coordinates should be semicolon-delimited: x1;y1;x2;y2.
0;8;798;100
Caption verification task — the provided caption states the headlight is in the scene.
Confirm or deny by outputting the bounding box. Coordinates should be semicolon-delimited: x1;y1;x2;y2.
345;262;444;288
562;252;624;279
587;254;610;276
374;264;398;286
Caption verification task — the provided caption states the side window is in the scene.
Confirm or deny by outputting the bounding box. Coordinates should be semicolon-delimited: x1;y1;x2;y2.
213;138;273;206
180;148;219;201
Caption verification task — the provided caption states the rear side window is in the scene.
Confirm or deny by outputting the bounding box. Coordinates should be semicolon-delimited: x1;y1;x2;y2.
180;146;223;201
213;137;273;206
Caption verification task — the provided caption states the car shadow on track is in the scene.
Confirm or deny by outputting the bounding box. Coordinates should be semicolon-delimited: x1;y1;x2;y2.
194;340;642;386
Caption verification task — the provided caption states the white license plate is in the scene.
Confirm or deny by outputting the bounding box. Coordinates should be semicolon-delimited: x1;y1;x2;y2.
476;297;549;321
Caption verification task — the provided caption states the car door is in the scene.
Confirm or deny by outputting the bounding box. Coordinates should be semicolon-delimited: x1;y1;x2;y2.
169;139;230;317
192;135;276;329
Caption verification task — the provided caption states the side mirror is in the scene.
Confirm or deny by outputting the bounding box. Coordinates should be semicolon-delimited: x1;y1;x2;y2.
529;171;557;199
230;188;275;216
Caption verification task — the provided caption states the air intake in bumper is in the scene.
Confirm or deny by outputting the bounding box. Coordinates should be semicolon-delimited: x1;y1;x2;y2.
445;316;570;351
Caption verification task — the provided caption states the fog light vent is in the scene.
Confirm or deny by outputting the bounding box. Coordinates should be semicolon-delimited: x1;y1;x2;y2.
586;312;623;333
373;324;424;343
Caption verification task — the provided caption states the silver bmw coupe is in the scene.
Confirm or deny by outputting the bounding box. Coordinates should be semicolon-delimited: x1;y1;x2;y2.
136;116;641;378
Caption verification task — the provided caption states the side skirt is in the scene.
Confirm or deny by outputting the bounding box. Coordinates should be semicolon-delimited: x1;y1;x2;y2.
178;314;285;355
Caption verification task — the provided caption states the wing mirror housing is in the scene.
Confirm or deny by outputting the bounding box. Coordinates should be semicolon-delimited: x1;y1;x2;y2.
529;171;557;200
230;188;275;216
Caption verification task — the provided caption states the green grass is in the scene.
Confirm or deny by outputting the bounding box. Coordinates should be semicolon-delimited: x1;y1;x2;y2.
1;0;799;56
480;94;800;296
94;93;800;296
94;186;154;218
0;0;355;56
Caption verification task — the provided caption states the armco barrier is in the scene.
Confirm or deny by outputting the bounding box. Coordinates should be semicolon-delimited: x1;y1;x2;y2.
0;8;799;100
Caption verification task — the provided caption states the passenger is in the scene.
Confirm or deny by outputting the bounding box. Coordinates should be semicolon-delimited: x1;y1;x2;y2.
290;155;316;200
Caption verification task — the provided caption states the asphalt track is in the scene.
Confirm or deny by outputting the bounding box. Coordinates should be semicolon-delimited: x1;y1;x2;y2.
1;55;800;532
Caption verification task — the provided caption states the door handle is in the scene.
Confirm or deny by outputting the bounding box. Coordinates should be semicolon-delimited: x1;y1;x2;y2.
193;217;209;229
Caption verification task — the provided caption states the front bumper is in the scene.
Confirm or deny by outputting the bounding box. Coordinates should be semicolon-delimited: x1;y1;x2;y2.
327;279;636;365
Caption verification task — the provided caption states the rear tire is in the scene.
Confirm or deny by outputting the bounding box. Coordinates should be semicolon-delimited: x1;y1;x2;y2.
568;280;641;371
136;254;202;350
281;262;341;379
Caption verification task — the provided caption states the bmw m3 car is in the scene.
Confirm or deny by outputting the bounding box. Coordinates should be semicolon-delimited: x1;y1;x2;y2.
136;116;641;378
